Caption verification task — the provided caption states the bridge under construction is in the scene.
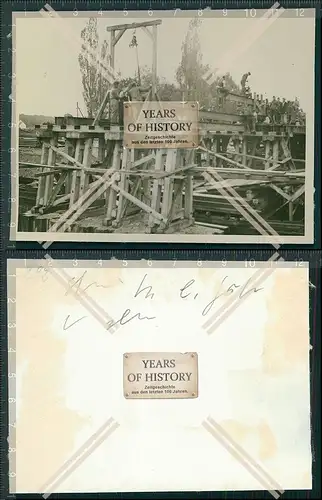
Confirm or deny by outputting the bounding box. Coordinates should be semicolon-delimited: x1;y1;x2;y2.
18;19;306;237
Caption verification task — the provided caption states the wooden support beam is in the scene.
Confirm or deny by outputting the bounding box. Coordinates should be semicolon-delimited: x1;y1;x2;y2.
43;137;57;206
106;20;162;31
264;141;271;170
269;183;291;201
110;183;167;224
121;177;142;219
113;28;126;46
51;193;70;207
161;180;185;231
69;140;84;207
64;138;75;194
79;137;93;197
46;143;84;169
290;184;305;202
161;149;177;219
152;24;157;100
36;142;49;206
115;147;130;224
272;140;279;170
149;149;164;228
142;26;152;40
184;149;194;221
47;172;68;206
106;141;122;222
48;169;116;233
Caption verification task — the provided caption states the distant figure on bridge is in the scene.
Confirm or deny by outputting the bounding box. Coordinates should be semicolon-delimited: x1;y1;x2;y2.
270;96;278;124
251;109;258;132
240;72;251;94
107;80;121;125
217;75;226;89
120;81;152;102
281;98;288;124
217;76;227;107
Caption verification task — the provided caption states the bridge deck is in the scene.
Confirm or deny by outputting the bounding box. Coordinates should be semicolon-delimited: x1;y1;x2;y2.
34;118;305;139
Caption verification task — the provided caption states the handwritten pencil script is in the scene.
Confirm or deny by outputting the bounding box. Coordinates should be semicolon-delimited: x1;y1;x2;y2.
63;272;264;332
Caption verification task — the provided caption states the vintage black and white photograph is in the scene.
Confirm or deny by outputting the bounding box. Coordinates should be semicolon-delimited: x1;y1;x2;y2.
11;8;315;243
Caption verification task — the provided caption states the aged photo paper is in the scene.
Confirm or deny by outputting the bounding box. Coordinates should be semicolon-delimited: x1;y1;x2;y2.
10;8;315;243
8;259;312;494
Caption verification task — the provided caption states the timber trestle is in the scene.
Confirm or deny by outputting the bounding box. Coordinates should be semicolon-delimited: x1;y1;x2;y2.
20;115;305;234
28;118;195;233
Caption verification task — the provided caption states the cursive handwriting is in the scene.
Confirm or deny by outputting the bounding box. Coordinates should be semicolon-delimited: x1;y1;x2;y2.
106;309;156;330
134;274;155;299
63;314;86;330
180;276;264;316
65;270;117;296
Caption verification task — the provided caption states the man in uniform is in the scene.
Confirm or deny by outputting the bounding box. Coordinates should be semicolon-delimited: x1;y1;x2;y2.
107;80;121;125
121;81;152;101
241;72;251;94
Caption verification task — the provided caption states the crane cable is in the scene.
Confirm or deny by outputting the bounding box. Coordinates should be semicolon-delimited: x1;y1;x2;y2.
129;30;141;85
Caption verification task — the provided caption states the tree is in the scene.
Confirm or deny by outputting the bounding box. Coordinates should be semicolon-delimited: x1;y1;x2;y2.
175;19;211;108
118;66;182;101
78;18;111;118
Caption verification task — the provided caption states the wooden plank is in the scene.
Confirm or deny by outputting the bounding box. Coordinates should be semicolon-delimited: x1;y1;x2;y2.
64;139;74;194
69;140;83;207
115;147;130;224
184;150;194;221
47;172;68;205
110;183;167;224
121;177;142;219
133;152;156;167
79;137;93;197
113;28;126;45
106;20;162;31
149;150;164;228
272;140;279;170
269;183;291;201
36;142;49;206
43;137;57;206
49;169;116;233
51;193;70;207
161;149;177;219
106;141;122;221
47;143;84;169
152;24;157;100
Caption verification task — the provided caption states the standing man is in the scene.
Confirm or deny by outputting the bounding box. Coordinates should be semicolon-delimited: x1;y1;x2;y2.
275;97;282;125
240;72;251;94
108;80;121;125
270;96;277;124
121;81;152;102
217;76;226;107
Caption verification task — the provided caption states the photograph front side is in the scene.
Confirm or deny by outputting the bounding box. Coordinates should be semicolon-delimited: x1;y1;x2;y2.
12;9;316;243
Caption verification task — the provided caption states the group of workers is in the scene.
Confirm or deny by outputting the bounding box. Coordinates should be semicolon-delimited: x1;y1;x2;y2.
240;96;306;132
105;80;151;124
216;72;305;131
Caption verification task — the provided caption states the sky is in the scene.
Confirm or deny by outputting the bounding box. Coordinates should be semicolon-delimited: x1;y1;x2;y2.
14;11;315;116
